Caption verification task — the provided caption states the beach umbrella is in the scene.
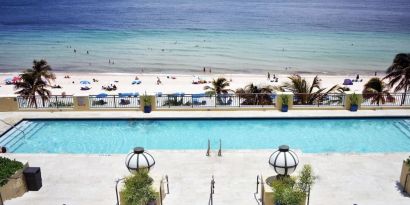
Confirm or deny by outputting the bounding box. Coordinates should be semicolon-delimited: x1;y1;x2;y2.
80;80;91;85
4;77;13;84
96;93;108;98
12;76;21;83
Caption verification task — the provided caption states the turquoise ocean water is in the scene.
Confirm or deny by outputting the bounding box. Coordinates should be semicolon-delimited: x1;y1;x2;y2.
0;0;409;74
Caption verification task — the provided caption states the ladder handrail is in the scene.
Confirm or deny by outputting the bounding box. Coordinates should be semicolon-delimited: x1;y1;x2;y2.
206;139;210;156
0;119;26;139
217;139;222;157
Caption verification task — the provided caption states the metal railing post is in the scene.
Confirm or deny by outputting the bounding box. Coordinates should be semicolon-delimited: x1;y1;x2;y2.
115;178;125;205
55;95;58;108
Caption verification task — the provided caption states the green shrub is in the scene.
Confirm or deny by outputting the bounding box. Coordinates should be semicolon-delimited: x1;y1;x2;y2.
142;94;152;106
281;95;289;106
0;157;24;186
122;170;157;205
271;177;305;205
271;164;316;205
349;93;359;105
405;156;410;166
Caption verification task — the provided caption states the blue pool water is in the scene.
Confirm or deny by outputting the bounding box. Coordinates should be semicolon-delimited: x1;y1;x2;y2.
1;118;410;154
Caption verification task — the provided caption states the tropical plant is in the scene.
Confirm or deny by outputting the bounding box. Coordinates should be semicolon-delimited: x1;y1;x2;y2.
276;75;341;105
25;59;56;83
362;78;395;106
204;77;232;105
271;177;305;205
384;53;410;105
14;60;55;108
281;95;289;106
142;94;152;106
14;72;51;108
349;93;360;105
270;164;315;205
204;77;231;95
0;157;24;186
235;83;274;105
297;164;316;193
122;170;157;205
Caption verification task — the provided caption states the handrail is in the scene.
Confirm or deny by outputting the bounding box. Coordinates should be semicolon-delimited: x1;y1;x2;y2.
159;174;170;205
0;119;25;138
218;139;222;157
206;139;211;156
208;175;215;205
115;177;125;205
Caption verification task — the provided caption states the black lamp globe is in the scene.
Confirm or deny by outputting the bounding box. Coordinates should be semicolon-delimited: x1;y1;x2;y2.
269;145;299;176
125;147;155;173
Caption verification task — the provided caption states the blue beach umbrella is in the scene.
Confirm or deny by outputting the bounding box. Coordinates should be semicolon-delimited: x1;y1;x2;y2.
80;80;91;85
96;93;108;98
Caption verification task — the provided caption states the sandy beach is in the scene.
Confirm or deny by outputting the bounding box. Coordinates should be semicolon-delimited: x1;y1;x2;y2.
0;72;378;97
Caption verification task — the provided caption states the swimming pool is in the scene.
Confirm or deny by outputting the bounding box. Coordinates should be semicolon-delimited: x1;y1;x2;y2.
1;118;410;154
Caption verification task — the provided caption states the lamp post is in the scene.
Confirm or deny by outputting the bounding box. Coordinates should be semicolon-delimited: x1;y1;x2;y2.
125;147;156;172
269;145;299;177
116;147;155;205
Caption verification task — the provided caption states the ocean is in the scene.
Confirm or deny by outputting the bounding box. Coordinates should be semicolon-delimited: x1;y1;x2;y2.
0;0;409;74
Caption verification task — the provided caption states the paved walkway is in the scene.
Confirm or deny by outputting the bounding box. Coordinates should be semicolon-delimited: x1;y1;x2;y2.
2;152;409;205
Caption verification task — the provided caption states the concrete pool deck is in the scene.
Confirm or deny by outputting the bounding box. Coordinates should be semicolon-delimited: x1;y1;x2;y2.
0;110;410;205
2;152;409;205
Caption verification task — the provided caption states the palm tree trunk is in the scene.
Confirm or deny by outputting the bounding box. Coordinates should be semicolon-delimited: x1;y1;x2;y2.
401;86;407;105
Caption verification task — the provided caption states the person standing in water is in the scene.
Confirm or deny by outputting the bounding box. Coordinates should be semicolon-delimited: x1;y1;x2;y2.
267;72;270;80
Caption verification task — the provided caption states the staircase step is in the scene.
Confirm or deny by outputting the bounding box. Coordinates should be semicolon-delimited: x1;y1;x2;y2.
0;121;32;146
8;122;45;152
394;122;410;138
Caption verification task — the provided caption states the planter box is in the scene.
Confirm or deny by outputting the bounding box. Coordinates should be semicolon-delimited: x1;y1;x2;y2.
0;163;29;201
400;161;410;193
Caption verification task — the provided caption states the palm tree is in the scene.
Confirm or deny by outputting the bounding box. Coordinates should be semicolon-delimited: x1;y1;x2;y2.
235;83;274;105
276;75;340;105
204;77;231;105
204;77;231;95
384;53;410;105
24;59;56;84
362;78;395;106
14;60;54;108
14;72;51;108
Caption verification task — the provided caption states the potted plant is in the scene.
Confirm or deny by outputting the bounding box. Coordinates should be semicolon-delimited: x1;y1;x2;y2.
349;93;359;112
121;170;158;205
400;156;410;193
270;165;315;205
142;94;152;113
281;95;289;112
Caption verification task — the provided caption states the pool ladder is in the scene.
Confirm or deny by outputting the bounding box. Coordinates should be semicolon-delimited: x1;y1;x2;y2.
206;139;222;157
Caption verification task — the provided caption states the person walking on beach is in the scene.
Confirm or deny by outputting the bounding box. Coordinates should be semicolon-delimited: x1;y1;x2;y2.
87;50;89;54
157;77;162;85
209;68;212;73
267;72;270;80
356;74;360;81
74;49;76;53
203;67;206;72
